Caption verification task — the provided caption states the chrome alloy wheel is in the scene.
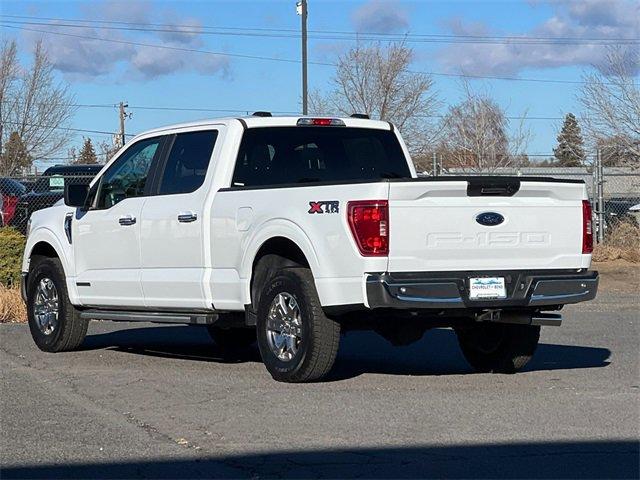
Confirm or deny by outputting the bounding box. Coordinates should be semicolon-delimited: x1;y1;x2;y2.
33;277;59;336
266;292;303;362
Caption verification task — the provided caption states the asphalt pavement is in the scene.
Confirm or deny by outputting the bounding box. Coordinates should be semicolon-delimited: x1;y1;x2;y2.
1;289;638;478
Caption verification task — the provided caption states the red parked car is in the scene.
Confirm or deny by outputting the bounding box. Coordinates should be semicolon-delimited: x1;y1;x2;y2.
0;177;26;227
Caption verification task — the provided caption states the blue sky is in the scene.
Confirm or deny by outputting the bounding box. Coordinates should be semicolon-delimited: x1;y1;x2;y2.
1;0;638;165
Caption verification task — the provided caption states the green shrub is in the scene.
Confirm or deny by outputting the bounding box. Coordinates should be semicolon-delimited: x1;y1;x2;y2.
0;228;25;287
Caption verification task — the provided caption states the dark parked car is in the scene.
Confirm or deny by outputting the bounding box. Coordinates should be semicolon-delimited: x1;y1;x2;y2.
10;164;102;233
1;177;27;227
603;197;640;229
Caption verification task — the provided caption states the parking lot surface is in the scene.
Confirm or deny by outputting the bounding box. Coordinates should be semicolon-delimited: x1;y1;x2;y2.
1;284;638;478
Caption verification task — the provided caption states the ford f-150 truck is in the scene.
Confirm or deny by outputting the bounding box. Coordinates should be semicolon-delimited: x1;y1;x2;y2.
20;114;598;382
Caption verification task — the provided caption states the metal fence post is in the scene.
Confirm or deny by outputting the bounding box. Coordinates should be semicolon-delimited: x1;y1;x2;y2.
596;148;605;244
591;155;597;206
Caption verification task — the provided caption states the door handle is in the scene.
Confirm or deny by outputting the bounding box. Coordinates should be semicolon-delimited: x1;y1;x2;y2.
118;215;136;226
177;212;198;223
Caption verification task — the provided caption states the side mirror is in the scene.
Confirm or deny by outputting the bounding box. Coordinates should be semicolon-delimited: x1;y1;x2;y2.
64;183;89;208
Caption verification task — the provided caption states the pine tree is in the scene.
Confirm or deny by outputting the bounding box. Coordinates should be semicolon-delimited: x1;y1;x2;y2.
0;132;32;175
76;138;98;164
553;113;586;167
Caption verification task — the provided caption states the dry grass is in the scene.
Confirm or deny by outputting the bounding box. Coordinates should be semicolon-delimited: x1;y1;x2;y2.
592;221;640;263
0;285;26;323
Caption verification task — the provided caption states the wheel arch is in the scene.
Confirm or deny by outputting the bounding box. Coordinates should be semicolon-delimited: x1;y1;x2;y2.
248;236;311;310
30;241;60;260
23;228;70;276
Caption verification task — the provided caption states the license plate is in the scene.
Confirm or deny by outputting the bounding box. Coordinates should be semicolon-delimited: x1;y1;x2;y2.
469;277;507;300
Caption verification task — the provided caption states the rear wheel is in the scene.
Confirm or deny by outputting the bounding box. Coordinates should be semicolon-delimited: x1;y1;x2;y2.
455;323;540;373
27;256;88;352
256;268;340;383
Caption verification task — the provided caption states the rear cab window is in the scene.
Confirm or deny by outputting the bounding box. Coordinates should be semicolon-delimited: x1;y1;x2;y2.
232;127;411;187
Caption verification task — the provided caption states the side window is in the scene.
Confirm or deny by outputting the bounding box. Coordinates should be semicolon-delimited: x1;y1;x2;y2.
96;137;161;209
232;140;275;187
158;130;218;195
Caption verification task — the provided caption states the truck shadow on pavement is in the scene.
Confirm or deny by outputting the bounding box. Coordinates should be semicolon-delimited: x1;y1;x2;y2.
3;440;638;479
80;325;611;380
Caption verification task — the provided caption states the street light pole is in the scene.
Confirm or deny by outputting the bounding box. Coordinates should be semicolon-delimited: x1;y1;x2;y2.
297;0;308;115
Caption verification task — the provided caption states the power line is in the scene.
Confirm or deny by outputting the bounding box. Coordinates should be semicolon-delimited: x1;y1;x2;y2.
0;24;322;66
105;104;566;120
35;102;567;120
2;14;638;44
3;120;133;137
73;103;561;120
1;23;599;85
70;103;117;108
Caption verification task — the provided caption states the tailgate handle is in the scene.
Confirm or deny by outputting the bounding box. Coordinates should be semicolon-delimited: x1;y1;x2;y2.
467;178;520;197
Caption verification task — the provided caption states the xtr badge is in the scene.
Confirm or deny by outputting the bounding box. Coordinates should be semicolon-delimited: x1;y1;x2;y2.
308;201;339;214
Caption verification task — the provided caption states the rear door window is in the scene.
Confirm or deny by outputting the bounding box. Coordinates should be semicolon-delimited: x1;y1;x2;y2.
232;127;410;187
158;130;218;195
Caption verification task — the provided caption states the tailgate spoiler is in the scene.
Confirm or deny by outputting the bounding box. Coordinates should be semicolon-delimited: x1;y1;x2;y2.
393;176;584;197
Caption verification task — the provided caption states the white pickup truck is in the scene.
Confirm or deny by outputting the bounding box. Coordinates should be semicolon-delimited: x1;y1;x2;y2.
21;114;598;382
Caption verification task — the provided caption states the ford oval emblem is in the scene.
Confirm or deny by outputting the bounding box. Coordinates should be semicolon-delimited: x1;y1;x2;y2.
476;212;504;227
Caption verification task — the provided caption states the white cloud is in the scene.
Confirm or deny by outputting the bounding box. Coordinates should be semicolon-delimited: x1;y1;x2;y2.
130;44;229;79
22;23;137;78
22;1;231;81
438;0;639;76
352;0;409;33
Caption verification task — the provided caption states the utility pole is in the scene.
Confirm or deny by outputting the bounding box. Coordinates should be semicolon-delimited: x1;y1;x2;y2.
118;101;129;147
297;0;308;115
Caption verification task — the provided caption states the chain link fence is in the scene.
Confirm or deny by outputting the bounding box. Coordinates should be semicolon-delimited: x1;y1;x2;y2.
1;172;98;233
2;165;638;253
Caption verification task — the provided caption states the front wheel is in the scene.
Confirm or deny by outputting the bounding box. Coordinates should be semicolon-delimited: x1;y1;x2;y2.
256;268;340;383
455;323;540;373
26;256;88;352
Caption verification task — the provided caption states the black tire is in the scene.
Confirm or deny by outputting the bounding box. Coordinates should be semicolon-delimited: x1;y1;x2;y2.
455;323;540;373
26;256;88;353
207;316;256;351
256;267;340;383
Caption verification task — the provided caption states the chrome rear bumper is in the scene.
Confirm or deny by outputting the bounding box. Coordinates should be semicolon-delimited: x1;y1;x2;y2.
366;269;598;310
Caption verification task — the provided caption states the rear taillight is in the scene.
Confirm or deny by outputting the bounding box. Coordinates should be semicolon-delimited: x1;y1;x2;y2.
347;200;389;256
582;200;593;254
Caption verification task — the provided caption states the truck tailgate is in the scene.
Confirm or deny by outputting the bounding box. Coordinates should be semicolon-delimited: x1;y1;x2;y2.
387;178;588;272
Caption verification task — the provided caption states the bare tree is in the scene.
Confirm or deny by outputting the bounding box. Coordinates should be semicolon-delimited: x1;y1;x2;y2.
0;40;76;170
580;48;640;166
96;139;120;163
439;82;531;172
0;40;19;154
309;42;440;157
